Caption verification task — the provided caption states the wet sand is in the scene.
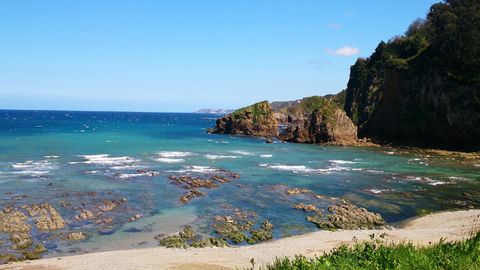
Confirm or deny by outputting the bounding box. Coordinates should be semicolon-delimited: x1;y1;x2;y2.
2;209;479;270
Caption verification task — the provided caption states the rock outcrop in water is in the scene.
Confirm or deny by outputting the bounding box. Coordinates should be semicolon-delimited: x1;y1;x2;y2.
211;96;358;145
210;101;278;138
167;170;240;204
280;107;357;145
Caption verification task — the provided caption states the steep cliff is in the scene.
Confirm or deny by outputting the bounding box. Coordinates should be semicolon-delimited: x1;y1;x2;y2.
210;101;278;137
278;96;357;144
344;0;480;151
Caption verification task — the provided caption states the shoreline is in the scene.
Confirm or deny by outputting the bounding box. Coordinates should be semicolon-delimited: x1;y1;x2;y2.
2;209;479;270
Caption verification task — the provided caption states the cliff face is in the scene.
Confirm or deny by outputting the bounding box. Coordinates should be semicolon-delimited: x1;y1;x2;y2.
212;1;480;150
358;67;480;150
211;101;278;137
279;98;357;144
343;0;480;151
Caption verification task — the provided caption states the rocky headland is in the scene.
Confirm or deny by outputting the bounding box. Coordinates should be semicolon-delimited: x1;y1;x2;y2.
210;0;480;151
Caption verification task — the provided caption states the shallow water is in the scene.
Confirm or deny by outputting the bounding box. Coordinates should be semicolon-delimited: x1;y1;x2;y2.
0;110;479;256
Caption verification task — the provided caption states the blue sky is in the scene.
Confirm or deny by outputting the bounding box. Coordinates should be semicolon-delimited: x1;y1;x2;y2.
0;0;438;112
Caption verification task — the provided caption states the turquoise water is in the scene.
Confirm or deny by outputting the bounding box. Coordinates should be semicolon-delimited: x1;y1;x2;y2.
0;110;479;256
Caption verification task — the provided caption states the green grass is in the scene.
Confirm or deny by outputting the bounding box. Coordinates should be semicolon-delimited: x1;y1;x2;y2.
256;232;480;270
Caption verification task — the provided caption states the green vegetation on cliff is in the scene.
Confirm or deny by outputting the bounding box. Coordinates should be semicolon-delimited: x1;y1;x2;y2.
261;231;480;270
344;0;480;151
274;96;339;120
212;100;278;137
232;101;272;123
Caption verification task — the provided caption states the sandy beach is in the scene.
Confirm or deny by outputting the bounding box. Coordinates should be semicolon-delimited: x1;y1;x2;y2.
1;209;479;270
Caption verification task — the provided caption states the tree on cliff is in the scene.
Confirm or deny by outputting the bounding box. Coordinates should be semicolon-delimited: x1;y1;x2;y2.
426;0;480;81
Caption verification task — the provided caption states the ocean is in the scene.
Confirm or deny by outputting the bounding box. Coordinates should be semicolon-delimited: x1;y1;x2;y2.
0;110;479;257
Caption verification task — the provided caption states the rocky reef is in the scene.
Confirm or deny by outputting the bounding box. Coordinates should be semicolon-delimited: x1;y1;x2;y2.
157;207;275;248
303;200;387;230
157;226;228;249
210;101;279;138
167;169;240;204
0;190;145;264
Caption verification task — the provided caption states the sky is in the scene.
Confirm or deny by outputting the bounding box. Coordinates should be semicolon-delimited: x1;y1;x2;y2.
0;0;439;112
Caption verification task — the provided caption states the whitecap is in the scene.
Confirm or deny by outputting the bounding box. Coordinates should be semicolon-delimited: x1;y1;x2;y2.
259;154;273;158
428;181;447;186
329;160;356;164
184;166;218;173
11;160;56;175
230;150;254;156
204;154;239;160
11;170;50;175
110;164;145;170
157;151;194;158
259;163;350;174
404;176;449;186
115;173;147;179
259;164;319;173
43;155;59;159
76;154;139;166
448;176;471;181
155;158;185;163
365;169;385;174
367;189;389;194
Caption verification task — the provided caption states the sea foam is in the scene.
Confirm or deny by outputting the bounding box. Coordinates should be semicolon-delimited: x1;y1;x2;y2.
157;151;194;158
230;150;254;156
155;157;185;163
204;154;239;160
11;160;56;175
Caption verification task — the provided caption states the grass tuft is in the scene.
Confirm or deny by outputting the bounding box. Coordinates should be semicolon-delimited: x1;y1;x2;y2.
259;231;480;270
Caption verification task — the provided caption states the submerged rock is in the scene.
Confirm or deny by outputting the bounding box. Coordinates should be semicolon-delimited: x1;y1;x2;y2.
98;198;127;212
285;188;312;196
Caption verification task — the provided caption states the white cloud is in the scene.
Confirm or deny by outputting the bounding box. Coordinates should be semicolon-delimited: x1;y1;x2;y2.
327;23;341;30
327;46;360;57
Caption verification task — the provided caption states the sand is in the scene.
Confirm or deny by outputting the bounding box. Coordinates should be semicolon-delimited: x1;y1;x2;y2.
2;209;479;270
